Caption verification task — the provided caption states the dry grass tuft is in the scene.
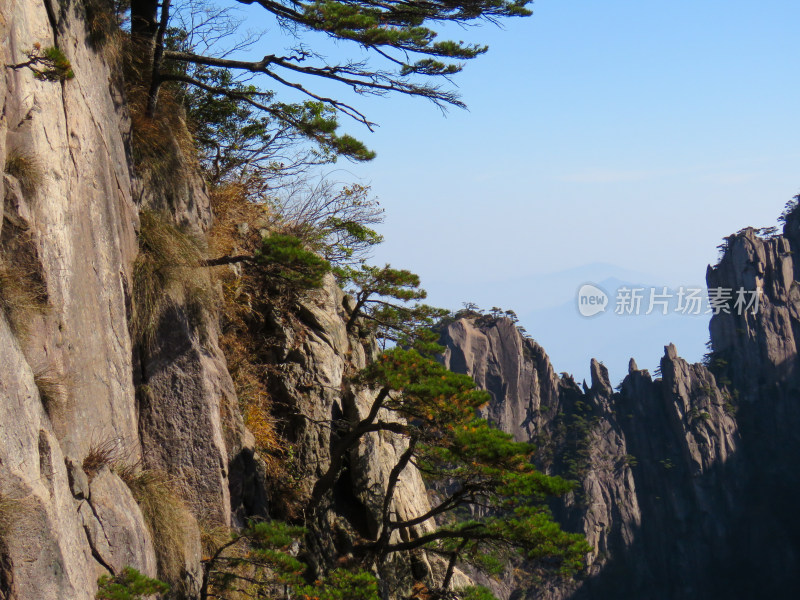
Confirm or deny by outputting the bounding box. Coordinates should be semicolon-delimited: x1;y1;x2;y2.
118;468;196;588
128;75;198;193
220;325;286;481
4;148;43;197
224;330;284;468
208;182;271;258
33;365;70;416
210;185;282;457
131;209;216;347
110;23;198;194
82;439;121;480
208;184;306;516
0;257;48;336
198;519;233;560
83;0;126;63
218;286;289;492
0;494;34;539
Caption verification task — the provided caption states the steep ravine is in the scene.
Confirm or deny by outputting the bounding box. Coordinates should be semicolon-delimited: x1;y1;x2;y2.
439;218;800;599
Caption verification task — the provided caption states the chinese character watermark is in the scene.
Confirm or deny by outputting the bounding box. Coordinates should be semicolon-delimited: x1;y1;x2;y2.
614;287;644;315
576;284;761;317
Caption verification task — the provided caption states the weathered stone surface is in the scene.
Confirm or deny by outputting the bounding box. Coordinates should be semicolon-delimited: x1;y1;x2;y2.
137;304;238;526
0;0;239;595
702;219;800;596
439;318;642;598
79;466;157;578
65;457;90;500
0;315;96;599
707;227;800;396
440;316;562;442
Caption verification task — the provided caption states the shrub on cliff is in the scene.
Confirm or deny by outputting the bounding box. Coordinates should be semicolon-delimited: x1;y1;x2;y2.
96;567;169;600
255;233;331;290
273;180;384;267
457;586;501;600
8;45;74;82
200;520;379;600
203;231;333;295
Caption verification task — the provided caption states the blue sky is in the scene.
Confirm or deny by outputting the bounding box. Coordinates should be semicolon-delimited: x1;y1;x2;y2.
227;0;800;378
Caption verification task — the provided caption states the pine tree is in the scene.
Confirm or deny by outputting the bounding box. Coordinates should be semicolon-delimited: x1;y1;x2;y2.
183;66;374;187
306;347;591;594
255;233;332;290
130;0;534;155
338;264;449;343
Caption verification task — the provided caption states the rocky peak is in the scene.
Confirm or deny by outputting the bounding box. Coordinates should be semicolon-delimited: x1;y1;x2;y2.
438;315;563;442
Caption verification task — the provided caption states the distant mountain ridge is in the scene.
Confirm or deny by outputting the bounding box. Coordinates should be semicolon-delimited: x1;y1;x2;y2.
438;209;800;599
427;260;710;383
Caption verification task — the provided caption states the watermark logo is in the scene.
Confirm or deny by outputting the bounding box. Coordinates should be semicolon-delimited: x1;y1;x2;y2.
577;283;609;317
577;284;762;317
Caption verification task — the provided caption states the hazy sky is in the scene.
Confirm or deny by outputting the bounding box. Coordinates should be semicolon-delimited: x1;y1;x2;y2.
357;1;799;280
231;0;800;377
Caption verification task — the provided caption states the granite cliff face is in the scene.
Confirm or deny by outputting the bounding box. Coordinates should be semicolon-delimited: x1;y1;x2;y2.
439;216;800;599
0;1;434;598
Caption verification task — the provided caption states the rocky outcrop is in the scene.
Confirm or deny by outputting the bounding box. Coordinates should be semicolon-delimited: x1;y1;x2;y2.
258;277;439;586
440;316;562;442
439;210;800;599
441;317;744;598
77;466;157;579
136;304;242;527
